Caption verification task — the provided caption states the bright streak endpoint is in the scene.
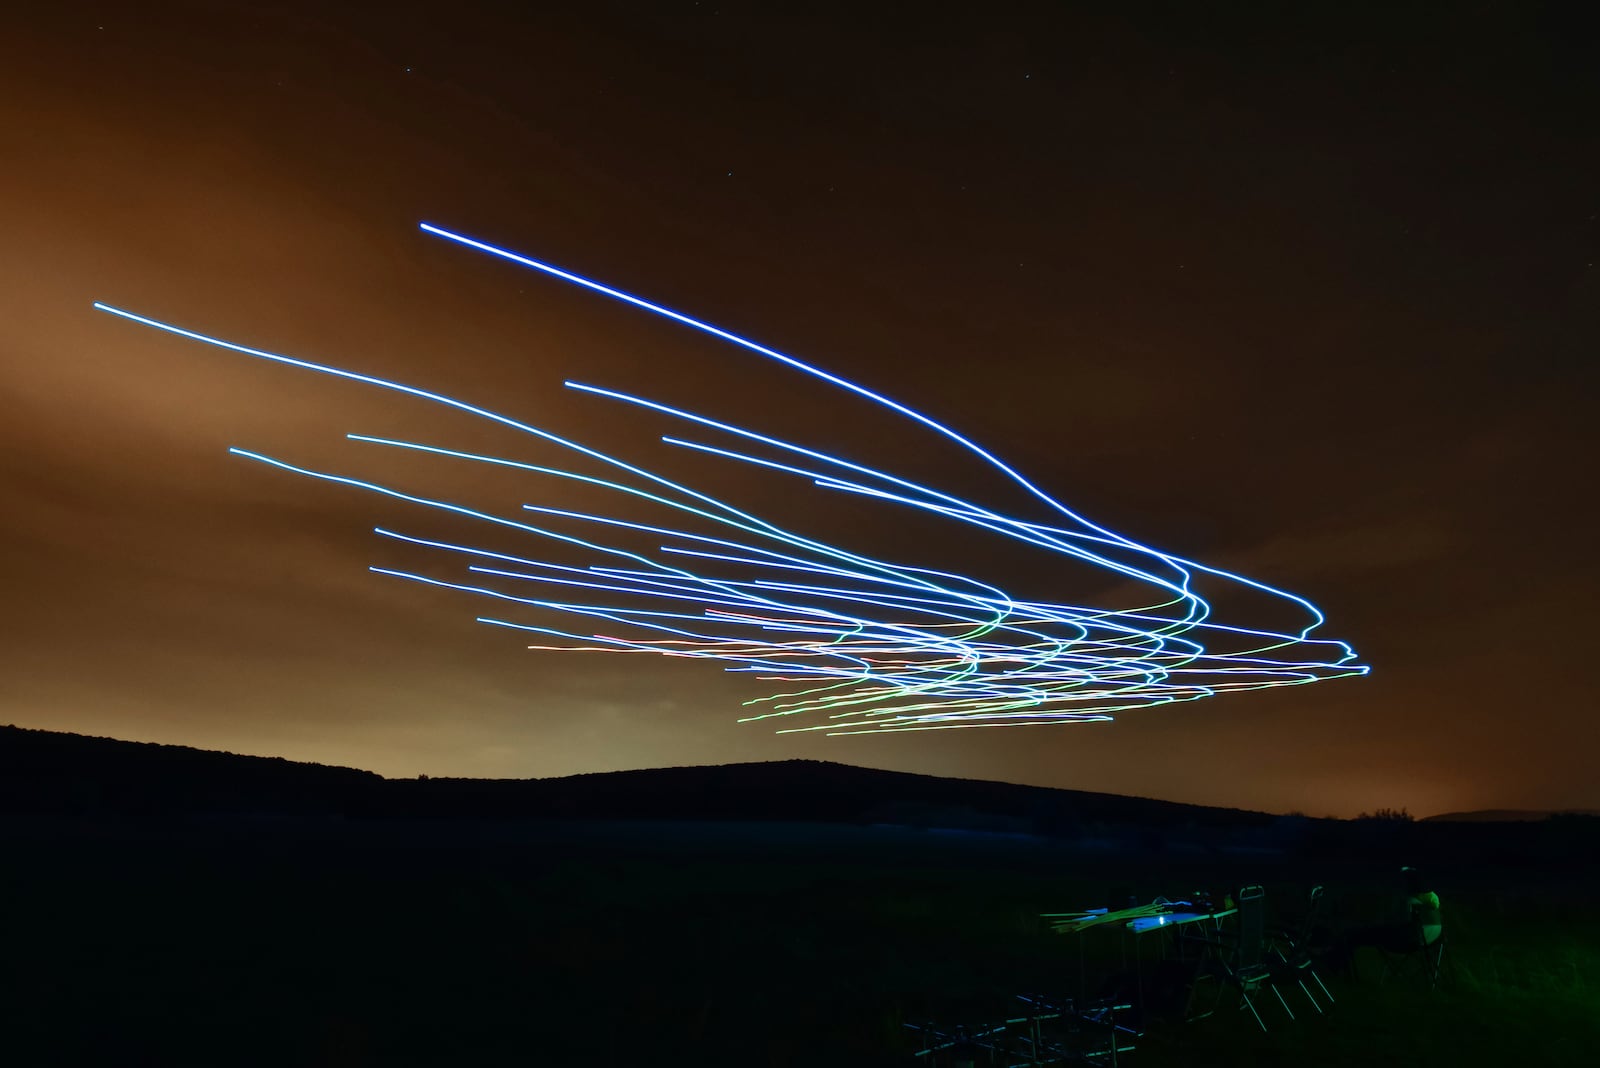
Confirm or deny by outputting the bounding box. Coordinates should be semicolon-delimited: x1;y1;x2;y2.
92;224;1367;736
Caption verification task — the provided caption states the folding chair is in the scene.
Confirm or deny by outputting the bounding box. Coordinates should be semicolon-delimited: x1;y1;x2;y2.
1194;885;1297;1031
1014;994;1138;1067
1268;885;1336;1013
1379;921;1447;990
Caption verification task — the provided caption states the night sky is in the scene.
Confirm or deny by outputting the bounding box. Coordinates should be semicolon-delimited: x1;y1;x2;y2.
3;2;1595;817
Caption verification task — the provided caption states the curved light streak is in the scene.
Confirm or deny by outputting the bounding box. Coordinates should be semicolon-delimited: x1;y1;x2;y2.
91;225;1366;734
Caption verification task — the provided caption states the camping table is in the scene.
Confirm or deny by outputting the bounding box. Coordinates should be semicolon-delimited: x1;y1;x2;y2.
1044;902;1237;1023
1125;906;1237;1022
1127;908;1237;935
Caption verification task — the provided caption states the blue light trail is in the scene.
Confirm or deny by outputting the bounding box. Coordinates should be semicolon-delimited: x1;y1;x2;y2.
91;224;1366;735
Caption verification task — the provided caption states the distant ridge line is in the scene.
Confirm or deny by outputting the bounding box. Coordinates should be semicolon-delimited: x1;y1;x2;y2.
1422;808;1600;823
17;725;1593;827
0;724;1272;828
7;726;1599;875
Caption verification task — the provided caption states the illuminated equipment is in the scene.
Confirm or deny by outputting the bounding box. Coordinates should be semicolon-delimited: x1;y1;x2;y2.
93;225;1366;735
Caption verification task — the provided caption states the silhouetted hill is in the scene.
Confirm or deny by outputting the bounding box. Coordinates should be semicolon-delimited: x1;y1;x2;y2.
5;726;1599;877
385;759;1278;830
0;724;1272;830
1423;808;1600;822
0;724;380;817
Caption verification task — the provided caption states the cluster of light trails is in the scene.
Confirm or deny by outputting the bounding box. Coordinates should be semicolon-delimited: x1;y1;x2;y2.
94;223;1366;735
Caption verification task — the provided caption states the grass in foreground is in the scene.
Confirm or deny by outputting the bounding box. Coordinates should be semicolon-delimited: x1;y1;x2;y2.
2;818;1595;1065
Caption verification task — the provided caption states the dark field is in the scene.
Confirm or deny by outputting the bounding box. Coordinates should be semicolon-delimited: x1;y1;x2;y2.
4;813;1597;1067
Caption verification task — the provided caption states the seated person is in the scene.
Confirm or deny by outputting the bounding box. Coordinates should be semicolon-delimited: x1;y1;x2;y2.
1325;867;1441;977
1405;867;1443;947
